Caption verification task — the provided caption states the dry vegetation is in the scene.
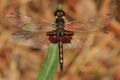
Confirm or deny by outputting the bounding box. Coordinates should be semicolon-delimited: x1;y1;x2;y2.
0;0;120;80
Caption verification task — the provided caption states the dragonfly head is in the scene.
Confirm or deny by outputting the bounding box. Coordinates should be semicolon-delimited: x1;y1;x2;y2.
55;10;65;18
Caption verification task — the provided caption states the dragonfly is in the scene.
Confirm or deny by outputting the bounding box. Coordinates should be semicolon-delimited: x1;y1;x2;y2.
6;9;111;71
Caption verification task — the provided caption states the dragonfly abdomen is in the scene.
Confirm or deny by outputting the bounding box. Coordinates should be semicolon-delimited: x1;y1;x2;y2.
59;39;64;71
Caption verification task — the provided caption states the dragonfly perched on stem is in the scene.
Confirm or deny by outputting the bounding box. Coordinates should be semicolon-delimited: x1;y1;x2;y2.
6;8;112;71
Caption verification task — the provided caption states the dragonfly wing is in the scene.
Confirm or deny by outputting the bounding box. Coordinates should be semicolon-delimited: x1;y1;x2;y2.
6;13;55;32
30;32;50;49
9;31;35;48
65;23;103;33
6;13;32;27
65;13;112;33
9;31;50;49
64;33;83;49
64;32;108;49
10;31;34;42
21;20;55;32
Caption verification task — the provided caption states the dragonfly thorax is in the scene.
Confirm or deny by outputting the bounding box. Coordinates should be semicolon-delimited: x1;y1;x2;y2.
55;17;65;29
55;10;65;29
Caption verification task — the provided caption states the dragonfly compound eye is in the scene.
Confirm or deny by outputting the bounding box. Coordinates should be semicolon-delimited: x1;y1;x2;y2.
54;10;65;17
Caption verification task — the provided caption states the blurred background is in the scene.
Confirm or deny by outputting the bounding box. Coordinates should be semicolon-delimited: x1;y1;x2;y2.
0;0;120;80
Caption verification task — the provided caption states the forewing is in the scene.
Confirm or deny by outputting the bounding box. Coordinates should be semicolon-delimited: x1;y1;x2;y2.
6;13;32;27
65;13;112;33
5;13;55;32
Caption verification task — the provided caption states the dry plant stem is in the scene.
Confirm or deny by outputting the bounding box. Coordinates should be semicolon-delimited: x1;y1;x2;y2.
0;0;7;15
9;57;20;80
40;0;53;19
19;0;28;15
0;32;11;51
63;48;82;75
99;0;120;36
99;0;111;15
109;20;120;36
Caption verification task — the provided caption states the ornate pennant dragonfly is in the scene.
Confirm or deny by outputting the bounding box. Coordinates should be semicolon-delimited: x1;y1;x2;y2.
6;9;111;71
